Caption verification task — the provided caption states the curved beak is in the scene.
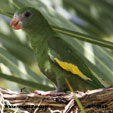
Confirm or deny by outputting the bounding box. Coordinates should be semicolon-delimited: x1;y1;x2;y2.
10;16;22;30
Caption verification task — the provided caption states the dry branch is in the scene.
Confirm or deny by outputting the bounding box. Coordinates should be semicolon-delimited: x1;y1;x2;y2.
0;86;113;113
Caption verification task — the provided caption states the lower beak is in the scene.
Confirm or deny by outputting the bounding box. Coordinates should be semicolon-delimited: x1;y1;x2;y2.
10;16;22;30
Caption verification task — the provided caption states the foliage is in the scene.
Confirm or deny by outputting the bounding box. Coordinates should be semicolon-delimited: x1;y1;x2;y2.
0;0;113;91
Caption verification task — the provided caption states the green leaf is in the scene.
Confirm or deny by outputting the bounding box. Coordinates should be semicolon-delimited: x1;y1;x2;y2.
0;47;55;90
63;0;113;37
0;73;54;90
0;0;113;89
0;33;35;65
52;26;113;49
0;0;17;14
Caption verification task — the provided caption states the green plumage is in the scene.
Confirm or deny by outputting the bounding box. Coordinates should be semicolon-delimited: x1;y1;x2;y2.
12;7;105;92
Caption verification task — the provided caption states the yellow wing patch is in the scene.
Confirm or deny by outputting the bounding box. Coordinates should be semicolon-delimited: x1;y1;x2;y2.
55;58;91;81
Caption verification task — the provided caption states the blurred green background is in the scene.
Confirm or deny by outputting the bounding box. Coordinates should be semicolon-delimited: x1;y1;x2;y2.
0;0;113;91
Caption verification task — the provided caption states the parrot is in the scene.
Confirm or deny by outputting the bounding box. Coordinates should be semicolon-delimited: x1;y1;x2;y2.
10;7;104;95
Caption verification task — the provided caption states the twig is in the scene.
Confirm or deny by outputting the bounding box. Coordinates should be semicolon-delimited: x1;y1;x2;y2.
0;87;113;113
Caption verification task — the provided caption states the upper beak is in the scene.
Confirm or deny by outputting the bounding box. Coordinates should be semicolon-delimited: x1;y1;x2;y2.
10;16;22;30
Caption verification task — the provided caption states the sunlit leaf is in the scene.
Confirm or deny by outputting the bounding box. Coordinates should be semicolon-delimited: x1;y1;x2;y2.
0;47;55;90
0;0;113;89
0;72;55;90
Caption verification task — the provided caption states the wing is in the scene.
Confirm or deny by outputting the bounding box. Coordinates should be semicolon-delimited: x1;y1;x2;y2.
48;37;104;88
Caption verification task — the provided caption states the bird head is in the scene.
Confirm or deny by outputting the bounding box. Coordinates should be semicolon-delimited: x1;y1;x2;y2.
10;7;54;38
10;7;44;31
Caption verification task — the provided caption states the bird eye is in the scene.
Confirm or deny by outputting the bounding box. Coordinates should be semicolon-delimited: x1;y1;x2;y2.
24;11;32;18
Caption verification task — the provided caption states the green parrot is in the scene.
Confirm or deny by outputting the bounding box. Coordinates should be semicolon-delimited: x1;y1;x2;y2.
10;7;104;95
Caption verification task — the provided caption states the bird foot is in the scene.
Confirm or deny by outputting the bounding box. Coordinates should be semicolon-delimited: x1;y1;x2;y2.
34;90;66;96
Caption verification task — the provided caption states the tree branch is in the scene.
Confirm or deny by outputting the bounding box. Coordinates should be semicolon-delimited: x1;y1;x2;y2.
0;86;113;113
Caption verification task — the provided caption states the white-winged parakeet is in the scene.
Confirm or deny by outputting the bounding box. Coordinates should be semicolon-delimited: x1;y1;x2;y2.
10;7;104;95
